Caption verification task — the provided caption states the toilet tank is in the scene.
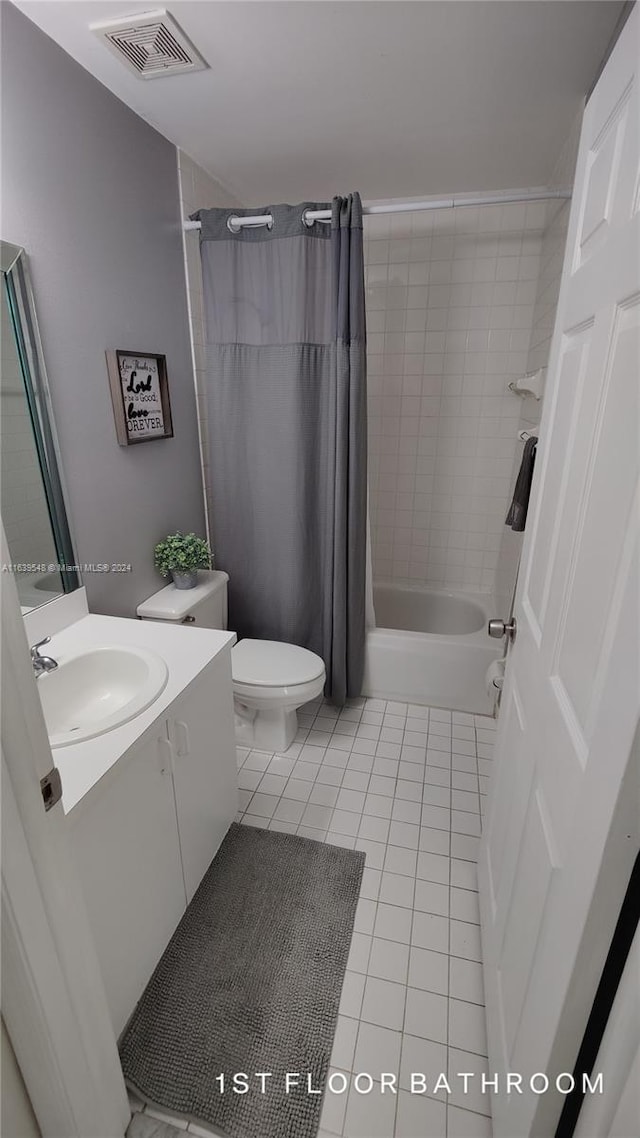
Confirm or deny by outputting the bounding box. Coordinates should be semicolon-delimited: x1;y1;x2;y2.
136;570;228;629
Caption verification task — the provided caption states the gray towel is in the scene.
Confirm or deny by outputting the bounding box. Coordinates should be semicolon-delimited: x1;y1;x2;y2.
506;436;537;531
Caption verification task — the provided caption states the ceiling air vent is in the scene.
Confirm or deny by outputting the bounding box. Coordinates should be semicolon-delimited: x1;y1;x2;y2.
90;9;207;79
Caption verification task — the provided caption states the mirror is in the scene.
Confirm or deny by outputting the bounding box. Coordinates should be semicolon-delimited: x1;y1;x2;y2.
1;241;80;612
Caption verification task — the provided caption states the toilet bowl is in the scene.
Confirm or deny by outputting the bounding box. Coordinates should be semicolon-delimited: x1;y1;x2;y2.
136;571;326;753
232;638;326;752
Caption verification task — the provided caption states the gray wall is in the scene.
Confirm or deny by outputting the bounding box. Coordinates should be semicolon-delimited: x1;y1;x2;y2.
0;4;205;616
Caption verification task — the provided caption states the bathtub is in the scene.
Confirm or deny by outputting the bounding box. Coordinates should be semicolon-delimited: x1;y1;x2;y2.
362;583;502;715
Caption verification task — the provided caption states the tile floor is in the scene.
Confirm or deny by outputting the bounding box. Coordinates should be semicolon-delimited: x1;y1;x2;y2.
132;695;495;1138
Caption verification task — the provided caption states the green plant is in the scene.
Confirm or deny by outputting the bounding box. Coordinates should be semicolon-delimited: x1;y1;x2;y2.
154;532;212;578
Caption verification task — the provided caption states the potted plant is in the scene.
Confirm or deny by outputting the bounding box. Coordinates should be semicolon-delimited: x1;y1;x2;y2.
154;531;212;590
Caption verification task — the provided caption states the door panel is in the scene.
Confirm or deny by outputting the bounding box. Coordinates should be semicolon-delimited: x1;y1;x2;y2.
479;10;640;1136
70;728;186;1036
169;654;238;902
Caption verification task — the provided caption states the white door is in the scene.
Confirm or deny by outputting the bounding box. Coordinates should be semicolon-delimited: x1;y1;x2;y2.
169;656;238;901
479;10;640;1138
70;726;187;1036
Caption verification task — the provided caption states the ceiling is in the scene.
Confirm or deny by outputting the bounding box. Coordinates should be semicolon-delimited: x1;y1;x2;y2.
15;1;623;205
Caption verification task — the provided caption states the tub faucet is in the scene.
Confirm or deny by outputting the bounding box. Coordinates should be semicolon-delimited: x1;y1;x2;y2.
31;637;58;679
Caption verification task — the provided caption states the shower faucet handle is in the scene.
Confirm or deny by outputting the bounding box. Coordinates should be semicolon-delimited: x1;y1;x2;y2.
488;617;517;642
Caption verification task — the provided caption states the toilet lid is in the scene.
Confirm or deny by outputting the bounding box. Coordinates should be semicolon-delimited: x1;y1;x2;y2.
232;639;325;687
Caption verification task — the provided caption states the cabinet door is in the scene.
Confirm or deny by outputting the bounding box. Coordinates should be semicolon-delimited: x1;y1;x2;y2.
169;653;238;901
70;728;186;1036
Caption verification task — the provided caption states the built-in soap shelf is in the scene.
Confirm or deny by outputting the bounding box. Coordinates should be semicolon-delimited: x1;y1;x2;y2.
508;367;545;400
518;428;539;442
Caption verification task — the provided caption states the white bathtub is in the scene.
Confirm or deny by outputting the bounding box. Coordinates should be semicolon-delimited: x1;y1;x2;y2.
362;583;502;714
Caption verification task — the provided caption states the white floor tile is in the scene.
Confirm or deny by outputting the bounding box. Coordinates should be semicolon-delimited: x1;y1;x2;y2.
353;1021;402;1078
450;887;480;924
370;774;397;797
302;803;335;830
419;827;450;855
361;976;406;1030
367;937;410;985
417;851;451;885
342;770;371;792
237;769;262;791
388;820;420;850
384;846;418;877
232;694;494;1137
450;834;480;861
331;809;362;837
450;920;482;962
326;832;357;850
448;998;488;1056
282;778;313;802
395;780;423;803
407;946;449;996
395;1088;447;1137
422;784;451;808
446;1104;493;1137
331;1015;359;1071
240;814;269;829
450;859;478;891
319;1068;349;1135
448;1049;492;1116
398;1033;447;1093
359;815;391;844
339;971;366;1018
343;1078;397;1137
379;871;415;909
411;911;450;954
347;932;373;974
374;903;413;945
258;773;289;796
414;879;449;916
337;788;367;813
402;986;448;1043
449;957;485;1005
354;897;377;935
309;783;341;807
365;793;394;819
268;818;298;834
354;838;387;869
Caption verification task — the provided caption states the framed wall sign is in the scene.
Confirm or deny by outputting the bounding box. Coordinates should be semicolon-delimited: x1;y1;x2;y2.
106;350;174;446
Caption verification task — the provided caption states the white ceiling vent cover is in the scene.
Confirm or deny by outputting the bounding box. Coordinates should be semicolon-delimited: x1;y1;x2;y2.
90;9;207;79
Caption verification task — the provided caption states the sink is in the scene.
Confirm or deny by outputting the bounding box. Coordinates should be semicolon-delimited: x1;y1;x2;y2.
38;646;168;748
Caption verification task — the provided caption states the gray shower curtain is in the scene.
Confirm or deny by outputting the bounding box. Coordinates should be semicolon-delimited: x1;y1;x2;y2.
193;195;367;704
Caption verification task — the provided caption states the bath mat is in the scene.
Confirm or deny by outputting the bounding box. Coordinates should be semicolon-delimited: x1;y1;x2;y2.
119;824;364;1138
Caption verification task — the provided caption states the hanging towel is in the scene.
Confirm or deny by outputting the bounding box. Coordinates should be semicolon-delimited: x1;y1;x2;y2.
505;436;537;531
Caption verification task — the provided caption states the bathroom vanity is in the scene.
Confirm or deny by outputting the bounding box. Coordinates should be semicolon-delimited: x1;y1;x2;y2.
43;613;238;1036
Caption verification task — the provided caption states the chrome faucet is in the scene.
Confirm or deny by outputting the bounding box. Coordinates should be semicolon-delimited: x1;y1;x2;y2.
31;637;58;679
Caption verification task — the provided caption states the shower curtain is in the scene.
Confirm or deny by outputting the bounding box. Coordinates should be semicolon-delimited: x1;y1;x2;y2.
193;196;367;704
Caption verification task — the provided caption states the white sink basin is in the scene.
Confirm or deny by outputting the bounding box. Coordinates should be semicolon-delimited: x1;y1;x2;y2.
38;646;168;748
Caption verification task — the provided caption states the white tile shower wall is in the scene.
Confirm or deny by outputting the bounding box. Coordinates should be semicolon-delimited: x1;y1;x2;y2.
178;152;242;544
494;119;581;607
365;199;546;593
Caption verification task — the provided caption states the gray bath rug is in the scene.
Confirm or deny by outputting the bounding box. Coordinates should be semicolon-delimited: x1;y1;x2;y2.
119;824;365;1138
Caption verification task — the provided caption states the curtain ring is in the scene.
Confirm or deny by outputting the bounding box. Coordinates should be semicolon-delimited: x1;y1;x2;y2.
301;210;314;228
227;216;241;234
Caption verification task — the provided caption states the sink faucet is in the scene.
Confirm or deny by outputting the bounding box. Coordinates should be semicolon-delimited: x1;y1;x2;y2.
31;637;58;679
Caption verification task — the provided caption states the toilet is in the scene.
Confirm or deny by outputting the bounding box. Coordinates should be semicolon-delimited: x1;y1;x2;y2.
137;570;326;752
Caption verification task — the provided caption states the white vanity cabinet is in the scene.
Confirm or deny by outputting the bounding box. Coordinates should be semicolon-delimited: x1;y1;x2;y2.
69;650;237;1036
168;659;237;901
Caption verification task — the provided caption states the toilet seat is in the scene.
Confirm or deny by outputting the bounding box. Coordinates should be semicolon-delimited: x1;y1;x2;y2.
232;639;325;689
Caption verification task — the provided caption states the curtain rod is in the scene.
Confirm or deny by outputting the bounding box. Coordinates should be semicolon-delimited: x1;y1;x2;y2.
183;188;571;231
